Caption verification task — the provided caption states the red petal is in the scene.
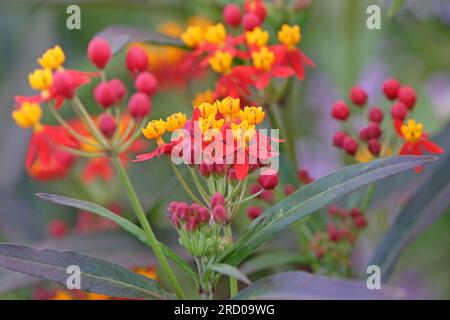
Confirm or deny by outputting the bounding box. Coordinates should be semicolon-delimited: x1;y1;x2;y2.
234;162;249;181
420;139;444;154
289;51;304;80
255;72;271;90
299;50;315;67
271;66;294;78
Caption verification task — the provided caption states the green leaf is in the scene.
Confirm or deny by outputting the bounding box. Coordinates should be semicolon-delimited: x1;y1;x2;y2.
369;151;450;281
220;156;435;267
95;25;185;54
0;243;172;299
35;193;199;285
233;271;406;299
240;252;307;275
209;264;251;285
387;0;406;17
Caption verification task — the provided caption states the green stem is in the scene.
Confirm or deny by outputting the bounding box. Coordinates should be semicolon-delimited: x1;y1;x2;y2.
169;161;203;205
71;95;109;150
360;182;375;213
112;156;186;300
224;224;238;297
188;167;210;206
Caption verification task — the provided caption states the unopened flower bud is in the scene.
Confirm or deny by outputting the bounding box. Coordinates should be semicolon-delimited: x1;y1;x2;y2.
199;162;213;178
331;100;350;120
391;102;407;121
343;136;358;155
359;127;370;141
213;205;228;224
94;82;116;109
398;86;416;110
128;92;151;120
48;219;68;238
223;4;241;27
258;172;279;190
285;184;295;196
327;224;340;242
367;122;382;139
333;131;347;148
247;206;263;220
211;192;225;208
383;77;400;100
349;86;367;107
135;71;158;96
52;71;76;99
242;12;261;31
98;113;116;138
368;139;381;156
109;78;127;104
369;107;383;123
126;46;149;75
197;207;210;223
87;37;111;69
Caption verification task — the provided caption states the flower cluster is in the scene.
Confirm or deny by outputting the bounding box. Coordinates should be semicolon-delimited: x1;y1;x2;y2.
308;205;367;275
331;78;443;171
179;0;314;101
11;39;156;182
136;96;278;181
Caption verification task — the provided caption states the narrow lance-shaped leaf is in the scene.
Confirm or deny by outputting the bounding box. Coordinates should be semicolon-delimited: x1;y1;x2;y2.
35;193;199;285
233;271;406;300
95;25;186;54
0;243;172;299
209;264;251;285
369;151;450;281
220;156;435;267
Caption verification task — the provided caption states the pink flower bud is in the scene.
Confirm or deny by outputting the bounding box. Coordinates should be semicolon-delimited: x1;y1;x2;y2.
128;92;151;120
331;100;350;120
258;172;279;190
213;163;227;176
368;139;381;156
349;86;367;107
213;205;228;224
52;71;76;99
333;131;347;148
48;219;68;238
369;107;383;123
391;102;407;121
383;77;400;100
259;190;275;203
94;82;116;108
135;71;158;96
342;136;358;155
109;78;127;104
242;12;261;31
211;192;225;208
247;206;263;220
249;183;262;195
176;202;190;220
199;162;213;178
398;86;416;110
126;46;149;75
284;184;295;196
185;217;198;232
327;224;340;242
223;4;241;27
367;122;382;139
197;207;210;223
98;113;116;138
87;37;111;69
